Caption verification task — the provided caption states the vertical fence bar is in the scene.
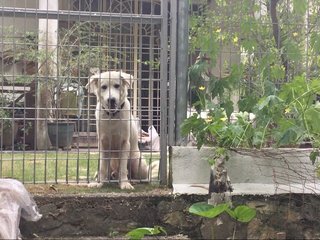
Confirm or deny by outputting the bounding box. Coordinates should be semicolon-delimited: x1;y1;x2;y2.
175;0;189;145
159;0;168;185
168;0;177;146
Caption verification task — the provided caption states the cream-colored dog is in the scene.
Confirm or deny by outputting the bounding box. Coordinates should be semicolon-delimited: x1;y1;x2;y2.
86;71;148;189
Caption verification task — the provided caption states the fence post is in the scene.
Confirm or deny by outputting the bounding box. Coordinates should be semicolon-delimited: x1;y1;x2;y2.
168;0;177;146
160;0;169;185
175;0;189;145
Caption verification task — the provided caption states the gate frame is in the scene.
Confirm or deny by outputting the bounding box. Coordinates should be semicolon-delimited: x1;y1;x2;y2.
1;1;173;185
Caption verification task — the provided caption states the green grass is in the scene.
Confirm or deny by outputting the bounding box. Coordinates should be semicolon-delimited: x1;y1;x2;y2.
0;151;99;183
0;151;160;184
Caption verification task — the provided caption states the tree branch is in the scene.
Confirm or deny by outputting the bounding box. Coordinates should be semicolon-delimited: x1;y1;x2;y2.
268;0;289;82
270;0;280;48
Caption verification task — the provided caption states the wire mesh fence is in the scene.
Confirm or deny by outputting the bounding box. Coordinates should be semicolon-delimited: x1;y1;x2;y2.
0;0;167;185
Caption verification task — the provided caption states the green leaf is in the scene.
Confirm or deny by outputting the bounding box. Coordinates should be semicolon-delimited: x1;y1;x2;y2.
221;100;234;119
181;113;205;136
225;208;236;219
232;205;256;223
252;131;264;148
210;78;225;99
311;33;320;54
126;226;166;240
241;39;256;53
257;95;283;111
305;106;320;134
309;150;319;165
283;39;301;62
189;202;229;218
270;65;285;80
277;128;298;146
310;78;320;94
293;0;307;15
238;96;258;113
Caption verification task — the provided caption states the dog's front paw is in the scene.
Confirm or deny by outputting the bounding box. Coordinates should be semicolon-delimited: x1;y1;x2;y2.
88;182;104;188
120;182;134;190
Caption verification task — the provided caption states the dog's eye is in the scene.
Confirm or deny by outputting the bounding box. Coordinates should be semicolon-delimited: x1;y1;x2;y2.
114;84;120;89
101;85;107;90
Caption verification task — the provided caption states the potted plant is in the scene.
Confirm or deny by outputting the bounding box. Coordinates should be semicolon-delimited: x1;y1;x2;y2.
46;80;82;150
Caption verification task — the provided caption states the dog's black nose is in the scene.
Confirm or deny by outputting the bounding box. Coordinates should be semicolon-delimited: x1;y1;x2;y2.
108;98;116;106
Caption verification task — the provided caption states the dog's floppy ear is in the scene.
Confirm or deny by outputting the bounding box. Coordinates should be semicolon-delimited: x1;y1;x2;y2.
86;75;99;95
90;68;100;75
120;71;133;88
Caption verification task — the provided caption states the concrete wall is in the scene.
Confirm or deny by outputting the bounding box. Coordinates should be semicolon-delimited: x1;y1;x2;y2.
171;146;320;195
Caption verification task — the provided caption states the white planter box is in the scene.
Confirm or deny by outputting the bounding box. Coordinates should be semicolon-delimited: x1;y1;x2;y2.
171;146;320;195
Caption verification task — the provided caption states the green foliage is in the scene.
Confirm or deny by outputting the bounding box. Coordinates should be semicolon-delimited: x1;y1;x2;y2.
227;205;257;223
189;0;320;97
126;226;166;240
183;75;320;156
310;150;320;165
189;202;229;218
0;95;14;128
189;202;256;223
3;21;122;82
185;0;320;165
58;21;121;79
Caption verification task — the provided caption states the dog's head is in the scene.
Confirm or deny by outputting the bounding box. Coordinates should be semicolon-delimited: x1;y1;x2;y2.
86;71;132;113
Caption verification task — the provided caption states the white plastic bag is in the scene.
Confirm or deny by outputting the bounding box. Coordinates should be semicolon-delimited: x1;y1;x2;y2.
0;179;42;239
148;125;160;151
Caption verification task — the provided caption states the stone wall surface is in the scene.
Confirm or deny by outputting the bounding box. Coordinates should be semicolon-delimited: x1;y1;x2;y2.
20;192;320;239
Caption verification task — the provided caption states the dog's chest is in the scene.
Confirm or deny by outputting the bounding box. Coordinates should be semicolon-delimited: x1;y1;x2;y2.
98;119;131;149
98;118;129;136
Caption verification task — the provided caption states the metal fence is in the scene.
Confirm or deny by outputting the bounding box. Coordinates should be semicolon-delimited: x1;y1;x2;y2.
0;0;175;185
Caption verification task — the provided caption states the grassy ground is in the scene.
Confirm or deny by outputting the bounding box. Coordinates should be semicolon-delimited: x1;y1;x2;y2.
0;150;160;184
0;151;99;183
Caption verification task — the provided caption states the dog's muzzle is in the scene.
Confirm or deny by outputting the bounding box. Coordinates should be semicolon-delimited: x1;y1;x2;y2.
102;101;125;117
107;97;117;111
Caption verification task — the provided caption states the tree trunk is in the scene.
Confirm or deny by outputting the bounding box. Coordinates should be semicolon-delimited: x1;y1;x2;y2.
269;0;289;82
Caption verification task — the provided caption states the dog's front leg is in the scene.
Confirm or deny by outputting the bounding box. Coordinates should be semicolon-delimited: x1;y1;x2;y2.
99;149;110;182
88;141;109;188
119;140;134;190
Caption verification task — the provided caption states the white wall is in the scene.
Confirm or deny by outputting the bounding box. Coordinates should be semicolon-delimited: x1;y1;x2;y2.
0;0;39;80
0;0;38;34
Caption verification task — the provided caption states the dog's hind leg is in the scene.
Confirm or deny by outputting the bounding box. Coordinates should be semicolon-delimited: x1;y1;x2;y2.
129;158;149;180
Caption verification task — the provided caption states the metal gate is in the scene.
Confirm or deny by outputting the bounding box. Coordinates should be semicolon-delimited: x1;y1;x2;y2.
0;0;175;185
